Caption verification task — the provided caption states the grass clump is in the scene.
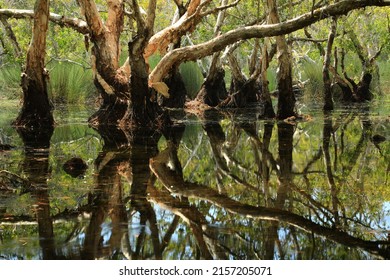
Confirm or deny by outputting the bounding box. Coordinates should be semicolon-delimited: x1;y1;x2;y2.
179;62;204;99
0;61;96;104
47;61;96;104
300;58;324;102
0;64;22;100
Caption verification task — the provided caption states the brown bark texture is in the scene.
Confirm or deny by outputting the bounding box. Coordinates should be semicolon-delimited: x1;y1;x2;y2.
267;0;294;119
323;17;337;111
14;0;54;128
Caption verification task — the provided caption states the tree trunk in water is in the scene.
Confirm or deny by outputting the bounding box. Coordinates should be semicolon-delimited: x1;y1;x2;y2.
354;72;373;101
267;0;295;119
329;29;379;103
14;0;53;128
123;54;162;127
160;68;187;108
195;64;228;107
259;40;276;118
218;41;264;109
158;4;188;109
78;0;129;127
323;17;337;111
194;0;229;107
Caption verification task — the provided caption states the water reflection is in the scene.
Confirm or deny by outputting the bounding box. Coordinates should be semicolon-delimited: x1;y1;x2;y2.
0;104;389;259
16;126;56;259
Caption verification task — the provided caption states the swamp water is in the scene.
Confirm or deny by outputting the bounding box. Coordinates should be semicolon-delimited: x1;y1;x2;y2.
0;98;389;260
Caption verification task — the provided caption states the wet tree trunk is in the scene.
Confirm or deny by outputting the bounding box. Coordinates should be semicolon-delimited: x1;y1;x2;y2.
158;1;188;109
259;40;276;118
323;17;337;111
195;54;228;107
119;0;166;128
218;43;256;108
160;66;187;108
348;30;376;101
14;0;53;128
267;0;295;119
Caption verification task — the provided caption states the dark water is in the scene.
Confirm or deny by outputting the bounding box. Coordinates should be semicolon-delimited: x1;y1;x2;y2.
0;99;389;260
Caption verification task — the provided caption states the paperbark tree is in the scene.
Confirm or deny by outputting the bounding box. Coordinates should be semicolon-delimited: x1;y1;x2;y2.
2;0;390;126
149;0;390;119
266;0;295;119
323;17;338;110
14;0;53;128
76;0;129;126
194;0;229;107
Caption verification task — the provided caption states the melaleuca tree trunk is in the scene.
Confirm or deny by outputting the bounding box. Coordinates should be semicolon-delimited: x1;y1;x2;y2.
323;17;337;111
14;0;54;128
266;0;295;119
77;0;129;127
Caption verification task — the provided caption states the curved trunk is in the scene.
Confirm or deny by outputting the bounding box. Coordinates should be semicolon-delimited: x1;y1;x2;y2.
14;0;53;128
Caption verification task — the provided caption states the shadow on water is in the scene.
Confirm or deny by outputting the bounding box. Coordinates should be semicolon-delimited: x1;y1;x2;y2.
0;100;390;259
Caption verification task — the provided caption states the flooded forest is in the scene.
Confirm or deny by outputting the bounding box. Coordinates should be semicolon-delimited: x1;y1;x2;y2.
0;0;390;260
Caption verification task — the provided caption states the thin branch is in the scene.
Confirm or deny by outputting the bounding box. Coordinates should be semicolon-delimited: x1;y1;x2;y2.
201;0;241;17
0;9;89;34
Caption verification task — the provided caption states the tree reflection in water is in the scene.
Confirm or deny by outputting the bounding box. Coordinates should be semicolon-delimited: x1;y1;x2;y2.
16;126;56;259
0;107;389;259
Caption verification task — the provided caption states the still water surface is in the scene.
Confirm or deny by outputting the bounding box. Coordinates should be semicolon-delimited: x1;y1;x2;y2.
0;98;389;260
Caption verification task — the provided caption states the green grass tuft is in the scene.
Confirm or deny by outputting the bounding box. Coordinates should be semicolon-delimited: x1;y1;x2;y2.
0;64;22;100
300;59;324;101
179;62;204;99
47;61;96;104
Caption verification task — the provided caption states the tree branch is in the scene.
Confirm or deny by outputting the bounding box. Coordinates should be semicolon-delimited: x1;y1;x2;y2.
0;9;89;34
149;0;390;85
144;0;209;58
201;0;241;17
77;0;105;37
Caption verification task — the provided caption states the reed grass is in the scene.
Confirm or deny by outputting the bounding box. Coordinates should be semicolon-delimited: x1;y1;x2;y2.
300;59;324;101
47;61;95;104
0;61;96;104
0;64;22;99
179;62;204;99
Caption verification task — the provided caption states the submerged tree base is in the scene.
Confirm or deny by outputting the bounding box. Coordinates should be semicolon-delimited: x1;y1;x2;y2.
195;68;227;107
88;96;128;127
